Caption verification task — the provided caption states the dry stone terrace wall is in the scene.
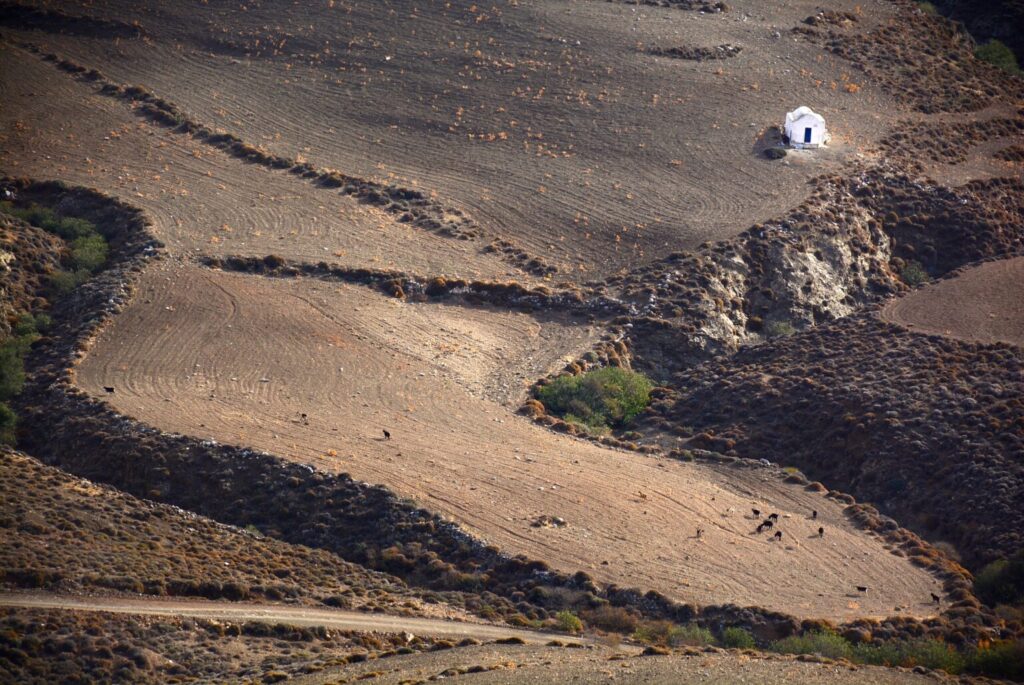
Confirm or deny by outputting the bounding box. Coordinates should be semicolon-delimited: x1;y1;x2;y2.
6;179;1012;646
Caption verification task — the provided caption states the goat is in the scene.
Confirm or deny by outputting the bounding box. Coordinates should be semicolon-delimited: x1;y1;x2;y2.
383;429;391;440
300;413;309;425
812;510;818;520
931;592;941;604
856;586;868;594
818;527;824;537
751;508;761;518
756;522;767;533
103;386;115;393
768;513;779;521
774;531;783;540
696;527;704;539
762;519;774;530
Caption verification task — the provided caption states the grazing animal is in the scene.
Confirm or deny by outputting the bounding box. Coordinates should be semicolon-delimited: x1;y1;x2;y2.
774;531;783;540
762;519;774;530
696;527;704;539
812;510;818;520
103;386;115;393
752;508;761;518
818;527;825;538
856;586;868;594
383;429;391;440
931;592;941;604
768;513;779;521
756;522;767;533
300;413;309;425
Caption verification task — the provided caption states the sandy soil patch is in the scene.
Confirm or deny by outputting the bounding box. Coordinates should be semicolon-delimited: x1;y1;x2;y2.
75;263;943;621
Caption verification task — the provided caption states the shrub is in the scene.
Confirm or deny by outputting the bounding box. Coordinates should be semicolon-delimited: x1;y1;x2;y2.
48;269;88;296
556;610;583;634
668;624;716;647
854;638;964;673
916;1;937;14
0;403;15;445
975;39;1021;74
721;626;756;649
974;550;1024;607
967;640;1024;680
770;631;852;660
536;366;653;429
765;320;795;338
583;605;638;633
634;621;715;647
70;234;108;272
900;260;930;286
0;339;26;401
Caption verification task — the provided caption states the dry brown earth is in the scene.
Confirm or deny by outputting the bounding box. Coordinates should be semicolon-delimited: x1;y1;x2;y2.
73;262;944;622
880;257;1024;347
3;0;901;279
0;44;524;282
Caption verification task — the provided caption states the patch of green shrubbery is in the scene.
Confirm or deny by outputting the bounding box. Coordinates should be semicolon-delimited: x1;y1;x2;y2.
975;39;1021;74
900;259;930;286
536;366;652;434
0;313;50;445
633;620;716;647
1;201;108;293
721;626;756;649
975;550;1024;608
768;628;1024;679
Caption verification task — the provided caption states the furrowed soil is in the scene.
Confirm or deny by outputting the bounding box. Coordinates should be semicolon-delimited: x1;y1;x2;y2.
3;0;901;279
2;0;1021;679
880;256;1024;347
0;44;525;282
73;262;944;622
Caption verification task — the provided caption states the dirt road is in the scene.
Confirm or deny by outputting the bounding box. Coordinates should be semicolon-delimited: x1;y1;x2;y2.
0;594;584;645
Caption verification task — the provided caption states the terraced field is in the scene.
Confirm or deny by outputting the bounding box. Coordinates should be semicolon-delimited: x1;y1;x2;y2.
74;262;944;621
4;0;900;279
3;0;1021;681
881;256;1024;347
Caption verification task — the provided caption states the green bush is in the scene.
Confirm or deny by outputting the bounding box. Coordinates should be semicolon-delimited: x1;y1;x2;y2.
634;621;715;647
974;550;1024;607
854;639;964;673
975;39;1021;74
770;631;853;660
900;260;930;286
916;1;937;13
722;626;756;649
0;403;15;445
2;201;108;275
556;610;583;634
48;269;88;296
0;340;26;402
536;366;653;429
967;640;1024;680
70;234;108;272
668;624;716;647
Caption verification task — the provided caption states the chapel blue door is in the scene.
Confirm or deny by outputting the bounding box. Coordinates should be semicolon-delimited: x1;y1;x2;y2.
804;127;813;143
